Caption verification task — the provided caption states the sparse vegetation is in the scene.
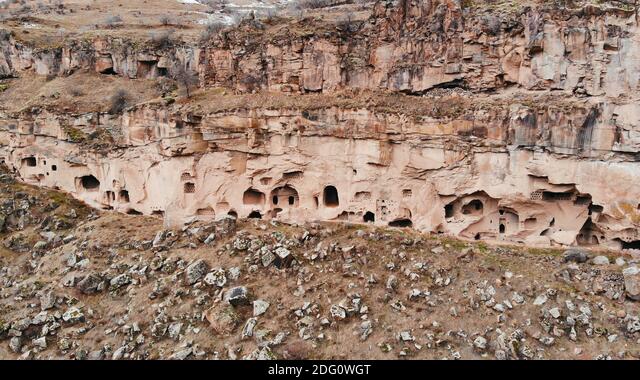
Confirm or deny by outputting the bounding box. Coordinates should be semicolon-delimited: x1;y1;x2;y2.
174;65;199;99
104;14;124;27
108;89;130;114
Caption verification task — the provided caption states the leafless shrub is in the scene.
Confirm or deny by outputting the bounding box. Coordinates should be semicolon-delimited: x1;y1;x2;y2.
109;89;129;114
173;65;199;98
199;20;226;43
69;88;84;97
104;14;123;26
150;30;175;49
0;29;11;42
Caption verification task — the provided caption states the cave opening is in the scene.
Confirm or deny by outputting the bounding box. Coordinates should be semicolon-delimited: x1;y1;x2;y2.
577;218;602;246
243;188;265;205
248;211;262;219
542;191;574;201
323;185;339;207
80;175;100;191
462;199;483;215
444;204;454;218
184;182;196;194
22;157;37;167
119;190;130;203
363;211;375;223
621;240;640;250
499;223;506;234
100;67;117;75
389;219;413;228
270;185;298;207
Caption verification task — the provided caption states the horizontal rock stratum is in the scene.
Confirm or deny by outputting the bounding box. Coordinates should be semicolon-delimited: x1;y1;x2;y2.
2;0;640;251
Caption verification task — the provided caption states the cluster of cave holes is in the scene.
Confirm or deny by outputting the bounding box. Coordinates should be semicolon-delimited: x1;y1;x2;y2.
243;184;427;226
241;185;341;209
21;156;58;178
271;186;298;206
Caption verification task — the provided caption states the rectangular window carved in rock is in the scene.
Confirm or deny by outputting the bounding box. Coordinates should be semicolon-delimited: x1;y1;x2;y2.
184;182;196;193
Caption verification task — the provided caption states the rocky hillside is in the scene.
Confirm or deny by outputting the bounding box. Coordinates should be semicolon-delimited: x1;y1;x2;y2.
1;164;640;359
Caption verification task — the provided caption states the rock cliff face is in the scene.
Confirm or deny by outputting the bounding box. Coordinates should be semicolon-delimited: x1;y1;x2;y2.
2;0;640;251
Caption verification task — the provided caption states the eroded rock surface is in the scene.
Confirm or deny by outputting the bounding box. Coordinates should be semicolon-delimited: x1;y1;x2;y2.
2;0;640;253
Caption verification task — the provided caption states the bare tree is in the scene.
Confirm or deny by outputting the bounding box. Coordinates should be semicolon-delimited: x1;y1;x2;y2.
109;89;129;114
174;66;199;98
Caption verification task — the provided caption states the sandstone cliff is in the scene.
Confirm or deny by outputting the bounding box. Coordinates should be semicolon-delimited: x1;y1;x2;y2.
2;0;640;251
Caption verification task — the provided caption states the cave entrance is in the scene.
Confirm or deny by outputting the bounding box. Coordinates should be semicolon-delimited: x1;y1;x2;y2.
270;185;299;207
248;211;262;219
100;67;117;75
243;188;265;205
444;203;454;218
22;157;37;167
542;191;574;202
119;190;130;203
461;199;483;216
621;240;640;250
80;175;100;191
184;182;196;194
577;218;602;246
389;219;413;228
499;223;506;234
363;211;375;223
323;186;339;207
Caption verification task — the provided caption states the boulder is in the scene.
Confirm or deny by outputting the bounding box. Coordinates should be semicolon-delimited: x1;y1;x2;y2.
185;259;209;285
563;249;589;263
204;268;227;287
225;286;250;306
253;300;270;317
77;273;104;294
592;255;610;265
205;305;241;335
623;266;640;301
